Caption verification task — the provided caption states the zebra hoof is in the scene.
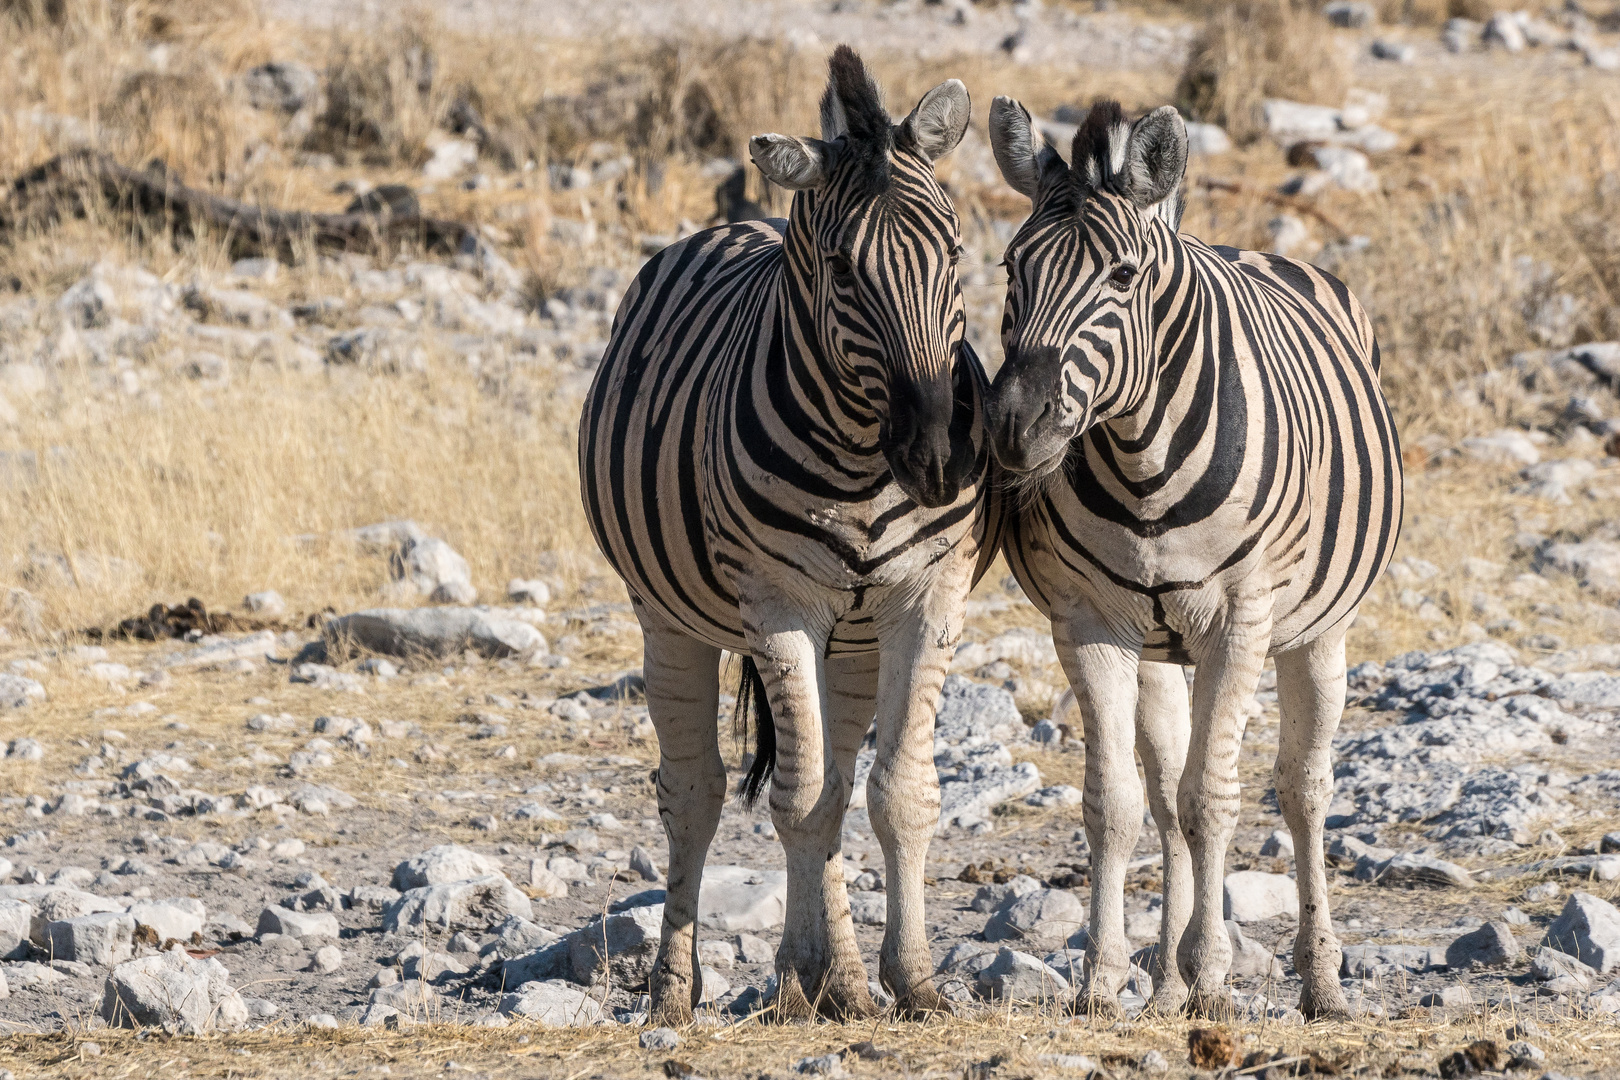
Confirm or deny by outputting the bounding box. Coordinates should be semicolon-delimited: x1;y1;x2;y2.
886;980;952;1020
1145;983;1189;1016
1183;989;1232;1019
1068;992;1123;1020
1299;986;1354;1022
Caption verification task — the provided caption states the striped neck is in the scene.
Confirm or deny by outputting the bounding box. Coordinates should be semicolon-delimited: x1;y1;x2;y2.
1092;223;1216;484
765;191;888;461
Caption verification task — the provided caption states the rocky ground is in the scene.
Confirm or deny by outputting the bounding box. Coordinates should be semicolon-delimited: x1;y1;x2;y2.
2;548;1620;1078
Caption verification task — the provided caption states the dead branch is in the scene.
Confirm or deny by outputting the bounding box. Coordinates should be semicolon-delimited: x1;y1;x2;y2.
1;150;472;257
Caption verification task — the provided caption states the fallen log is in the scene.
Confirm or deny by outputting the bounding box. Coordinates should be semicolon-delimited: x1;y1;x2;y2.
2;149;473;257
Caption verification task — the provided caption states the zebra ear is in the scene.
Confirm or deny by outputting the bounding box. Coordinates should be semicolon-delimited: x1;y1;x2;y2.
902;79;970;162
749;133;836;191
989;95;1063;201
1121;106;1188;224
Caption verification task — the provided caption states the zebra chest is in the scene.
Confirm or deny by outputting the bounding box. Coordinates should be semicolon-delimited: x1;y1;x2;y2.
706;488;951;593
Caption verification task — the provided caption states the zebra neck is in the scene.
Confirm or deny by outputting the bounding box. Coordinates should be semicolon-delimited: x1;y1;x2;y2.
756;219;888;473
1091;230;1218;488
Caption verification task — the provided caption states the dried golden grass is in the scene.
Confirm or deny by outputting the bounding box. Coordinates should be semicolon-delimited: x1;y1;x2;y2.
1175;0;1352;142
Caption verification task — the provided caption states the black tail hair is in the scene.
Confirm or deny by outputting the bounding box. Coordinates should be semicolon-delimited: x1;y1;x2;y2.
734;655;776;806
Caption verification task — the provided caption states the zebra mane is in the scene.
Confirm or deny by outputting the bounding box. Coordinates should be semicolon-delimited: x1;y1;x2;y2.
1070;100;1132;194
821;45;893;156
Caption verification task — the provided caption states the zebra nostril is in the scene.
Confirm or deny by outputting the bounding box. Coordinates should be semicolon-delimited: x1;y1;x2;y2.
1021;400;1052;441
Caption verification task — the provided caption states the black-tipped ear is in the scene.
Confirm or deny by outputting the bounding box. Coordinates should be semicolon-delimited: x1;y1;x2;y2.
820;44;889;143
903;79;970;162
1121;106;1188;223
749;134;835;191
989;95;1063;200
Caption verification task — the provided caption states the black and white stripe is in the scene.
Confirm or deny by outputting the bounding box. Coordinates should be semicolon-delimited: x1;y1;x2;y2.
986;98;1402;1020
578;48;998;1024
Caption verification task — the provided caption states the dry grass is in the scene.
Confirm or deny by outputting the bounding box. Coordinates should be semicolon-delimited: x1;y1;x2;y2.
0;1006;1611;1080
1;2;1619;660
1175;0;1352;142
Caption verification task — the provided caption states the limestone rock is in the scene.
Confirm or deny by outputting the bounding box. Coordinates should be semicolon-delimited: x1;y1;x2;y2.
498;979;604;1026
1544;892;1620;973
983;888;1086;944
255;906;340;940
976;947;1071;1003
325;607;545;659
393;845;500;890
383;875;533;932
45;912;136;966
1223;871;1299;922
568;903;663;986
100;951;248;1033
1445;921;1523;969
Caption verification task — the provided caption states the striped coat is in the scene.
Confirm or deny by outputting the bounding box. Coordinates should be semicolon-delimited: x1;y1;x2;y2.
986;97;1401;1020
579;47;998;1025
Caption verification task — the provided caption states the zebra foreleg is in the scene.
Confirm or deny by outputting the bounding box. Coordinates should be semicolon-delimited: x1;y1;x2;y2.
748;610;875;1022
634;600;725;1029
1176;602;1272;1017
1056;609;1143;1016
1135;661;1192;1015
866;599;959;1018
1273;622;1354;1020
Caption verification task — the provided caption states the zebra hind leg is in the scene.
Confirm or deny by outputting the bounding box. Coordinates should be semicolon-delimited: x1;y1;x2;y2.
1273;623;1354;1020
635;601;725;1028
1134;661;1192;1016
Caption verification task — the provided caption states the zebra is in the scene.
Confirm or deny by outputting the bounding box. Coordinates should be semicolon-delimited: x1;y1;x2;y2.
983;97;1402;1018
579;47;1000;1025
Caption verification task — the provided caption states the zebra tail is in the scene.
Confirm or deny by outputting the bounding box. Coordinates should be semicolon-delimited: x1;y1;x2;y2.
735;656;776;806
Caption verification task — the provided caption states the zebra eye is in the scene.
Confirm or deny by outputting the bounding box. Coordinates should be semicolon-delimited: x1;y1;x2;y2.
949;244;964;266
827;254;854;281
1109;263;1137;289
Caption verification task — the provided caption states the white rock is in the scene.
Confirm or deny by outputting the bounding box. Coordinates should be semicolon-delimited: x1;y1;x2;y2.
127;899;205;944
45;912;136;966
698;866;787;932
1544;892;1620;973
527;863;569;899
255;906;340;940
569;903;664;986
391;536;475;604
0;898;32;959
1461;430;1541;466
244;590;286;616
422;133;479;181
1262;99;1342;140
309;945;344;973
1483;11;1526;51
0;674;46;709
1260;830;1295;858
506;578;551;606
0;884;123;943
165;630;278;671
1223;871;1299;923
984;888;1086;943
498;979;604;1026
393;845;500;889
1025;784;1082;808
326;607;545;659
100;950;248;1033
976;947;1070;1002
1185;122;1231;156
383;875;533;932
849;893;887;926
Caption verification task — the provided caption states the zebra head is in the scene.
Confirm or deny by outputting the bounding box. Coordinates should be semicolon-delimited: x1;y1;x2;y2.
983;97;1189;480
748;46;976;509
